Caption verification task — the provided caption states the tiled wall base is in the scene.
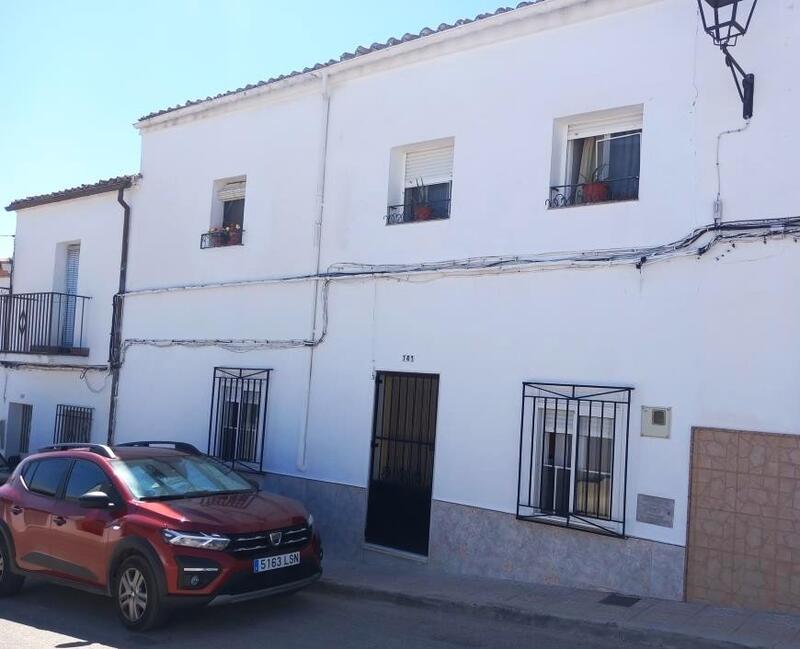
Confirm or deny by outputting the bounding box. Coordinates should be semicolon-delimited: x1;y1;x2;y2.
262;473;685;600
429;500;685;600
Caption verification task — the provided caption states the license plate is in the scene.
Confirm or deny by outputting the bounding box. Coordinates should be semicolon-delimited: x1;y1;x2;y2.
253;552;300;573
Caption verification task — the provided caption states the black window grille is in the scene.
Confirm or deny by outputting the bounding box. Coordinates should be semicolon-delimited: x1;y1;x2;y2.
54;405;93;444
387;182;452;224
208;368;270;473
517;382;632;537
19;404;32;454
547;130;641;209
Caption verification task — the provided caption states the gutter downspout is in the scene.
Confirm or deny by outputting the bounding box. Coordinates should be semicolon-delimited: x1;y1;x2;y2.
297;72;331;471
106;185;132;445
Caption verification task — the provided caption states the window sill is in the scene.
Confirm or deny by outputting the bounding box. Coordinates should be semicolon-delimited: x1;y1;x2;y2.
201;242;244;249
517;512;624;538
545;198;639;211
385;215;451;226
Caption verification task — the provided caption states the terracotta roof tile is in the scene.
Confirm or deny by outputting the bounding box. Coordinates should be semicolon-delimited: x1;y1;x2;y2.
5;175;139;212
138;2;541;122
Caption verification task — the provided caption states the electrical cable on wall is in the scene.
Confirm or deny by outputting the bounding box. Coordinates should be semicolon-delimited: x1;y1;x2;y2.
115;216;800;359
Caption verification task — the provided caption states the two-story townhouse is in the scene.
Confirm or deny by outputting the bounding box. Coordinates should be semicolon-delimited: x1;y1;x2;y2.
6;0;800;615
1;177;136;459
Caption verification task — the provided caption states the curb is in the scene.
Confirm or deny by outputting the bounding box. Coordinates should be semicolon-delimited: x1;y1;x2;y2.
315;579;759;649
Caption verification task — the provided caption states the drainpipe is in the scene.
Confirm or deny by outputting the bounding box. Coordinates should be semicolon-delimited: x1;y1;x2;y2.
297;72;331;471
106;186;132;445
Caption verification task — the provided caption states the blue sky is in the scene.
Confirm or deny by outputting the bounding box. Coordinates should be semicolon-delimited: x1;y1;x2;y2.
0;0;498;257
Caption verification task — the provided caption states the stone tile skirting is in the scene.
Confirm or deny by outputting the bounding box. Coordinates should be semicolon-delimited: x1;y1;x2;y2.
261;472;685;600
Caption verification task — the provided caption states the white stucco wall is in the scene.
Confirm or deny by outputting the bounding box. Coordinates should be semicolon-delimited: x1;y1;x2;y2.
11;191;129;365
1;189;132;452
6;0;800;555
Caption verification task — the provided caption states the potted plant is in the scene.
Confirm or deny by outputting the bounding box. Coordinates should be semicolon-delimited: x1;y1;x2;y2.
226;223;243;245
581;164;610;204
412;179;432;221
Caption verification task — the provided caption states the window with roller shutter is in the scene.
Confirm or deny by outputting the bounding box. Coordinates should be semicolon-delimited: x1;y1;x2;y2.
201;178;246;249
387;144;453;224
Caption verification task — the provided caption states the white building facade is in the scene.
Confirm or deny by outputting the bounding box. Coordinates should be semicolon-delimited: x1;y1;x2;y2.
5;0;800;612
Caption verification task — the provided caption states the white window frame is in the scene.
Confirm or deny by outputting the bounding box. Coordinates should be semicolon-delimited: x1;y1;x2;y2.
550;105;644;206
532;400;625;531
209;175;247;229
387;137;455;218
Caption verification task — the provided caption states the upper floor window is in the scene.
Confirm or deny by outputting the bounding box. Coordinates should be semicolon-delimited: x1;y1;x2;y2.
548;106;642;209
387;141;453;225
201;178;246;249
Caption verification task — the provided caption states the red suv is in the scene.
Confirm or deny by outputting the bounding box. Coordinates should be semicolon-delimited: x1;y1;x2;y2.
0;442;322;630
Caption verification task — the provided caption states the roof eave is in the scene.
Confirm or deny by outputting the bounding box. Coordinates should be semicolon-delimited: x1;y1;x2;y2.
5;175;138;212
134;0;594;130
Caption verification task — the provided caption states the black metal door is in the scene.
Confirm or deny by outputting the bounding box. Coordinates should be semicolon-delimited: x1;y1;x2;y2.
365;372;439;556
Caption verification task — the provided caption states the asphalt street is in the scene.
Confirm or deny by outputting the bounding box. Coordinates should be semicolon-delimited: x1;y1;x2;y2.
0;579;651;649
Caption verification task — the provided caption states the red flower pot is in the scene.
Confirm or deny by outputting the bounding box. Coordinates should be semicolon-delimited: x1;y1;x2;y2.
414;205;433;221
227;231;242;245
582;182;609;203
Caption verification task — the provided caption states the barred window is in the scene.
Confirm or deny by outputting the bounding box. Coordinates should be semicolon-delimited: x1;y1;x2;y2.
517;382;632;537
54;405;93;445
208;368;270;473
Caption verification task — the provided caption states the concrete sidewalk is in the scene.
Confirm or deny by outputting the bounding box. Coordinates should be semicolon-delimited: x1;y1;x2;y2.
317;558;800;649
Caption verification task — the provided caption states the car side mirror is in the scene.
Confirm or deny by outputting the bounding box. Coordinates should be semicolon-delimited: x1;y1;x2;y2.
79;491;115;510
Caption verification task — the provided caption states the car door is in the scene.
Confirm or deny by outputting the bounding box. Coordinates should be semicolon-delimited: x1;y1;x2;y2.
47;459;122;588
9;458;71;574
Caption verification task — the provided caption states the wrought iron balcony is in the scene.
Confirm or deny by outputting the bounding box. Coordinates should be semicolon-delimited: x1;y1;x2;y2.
200;229;244;249
386;198;451;225
546;176;640;209
0;292;90;356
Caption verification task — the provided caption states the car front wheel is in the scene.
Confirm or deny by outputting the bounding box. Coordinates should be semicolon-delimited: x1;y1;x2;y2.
115;556;167;631
0;535;25;596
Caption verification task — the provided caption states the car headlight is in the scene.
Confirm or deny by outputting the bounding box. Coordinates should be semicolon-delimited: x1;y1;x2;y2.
162;529;230;551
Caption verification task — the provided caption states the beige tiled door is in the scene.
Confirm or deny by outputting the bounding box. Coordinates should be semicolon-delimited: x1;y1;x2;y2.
687;427;800;613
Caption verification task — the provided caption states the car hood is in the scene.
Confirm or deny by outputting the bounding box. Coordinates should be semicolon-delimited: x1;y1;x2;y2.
134;491;308;534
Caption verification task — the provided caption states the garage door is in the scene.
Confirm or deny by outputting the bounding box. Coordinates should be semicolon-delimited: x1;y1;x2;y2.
687;427;800;613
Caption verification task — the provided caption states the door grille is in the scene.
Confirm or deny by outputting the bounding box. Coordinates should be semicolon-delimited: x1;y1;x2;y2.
365;372;439;556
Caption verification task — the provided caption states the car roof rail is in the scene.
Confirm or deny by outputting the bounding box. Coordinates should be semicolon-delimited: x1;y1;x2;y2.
115;440;203;455
38;443;117;459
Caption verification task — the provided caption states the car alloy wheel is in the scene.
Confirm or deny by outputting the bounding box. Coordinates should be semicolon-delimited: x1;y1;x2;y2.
118;567;148;623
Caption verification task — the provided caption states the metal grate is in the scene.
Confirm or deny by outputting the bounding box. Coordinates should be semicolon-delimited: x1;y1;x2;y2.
546;176;639;209
600;593;640;607
226;525;311;558
517;382;632;537
54;405;93;445
365;372;439;555
0;293;90;355
19;404;32;454
208;368;270;472
200;230;244;249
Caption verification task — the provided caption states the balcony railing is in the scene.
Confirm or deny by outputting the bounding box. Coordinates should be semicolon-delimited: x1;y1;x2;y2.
546;176;639;209
200;229;244;249
0;292;90;356
386;198;451;225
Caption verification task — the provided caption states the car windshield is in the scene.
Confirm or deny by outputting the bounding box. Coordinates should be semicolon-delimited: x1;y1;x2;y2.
112;455;255;501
